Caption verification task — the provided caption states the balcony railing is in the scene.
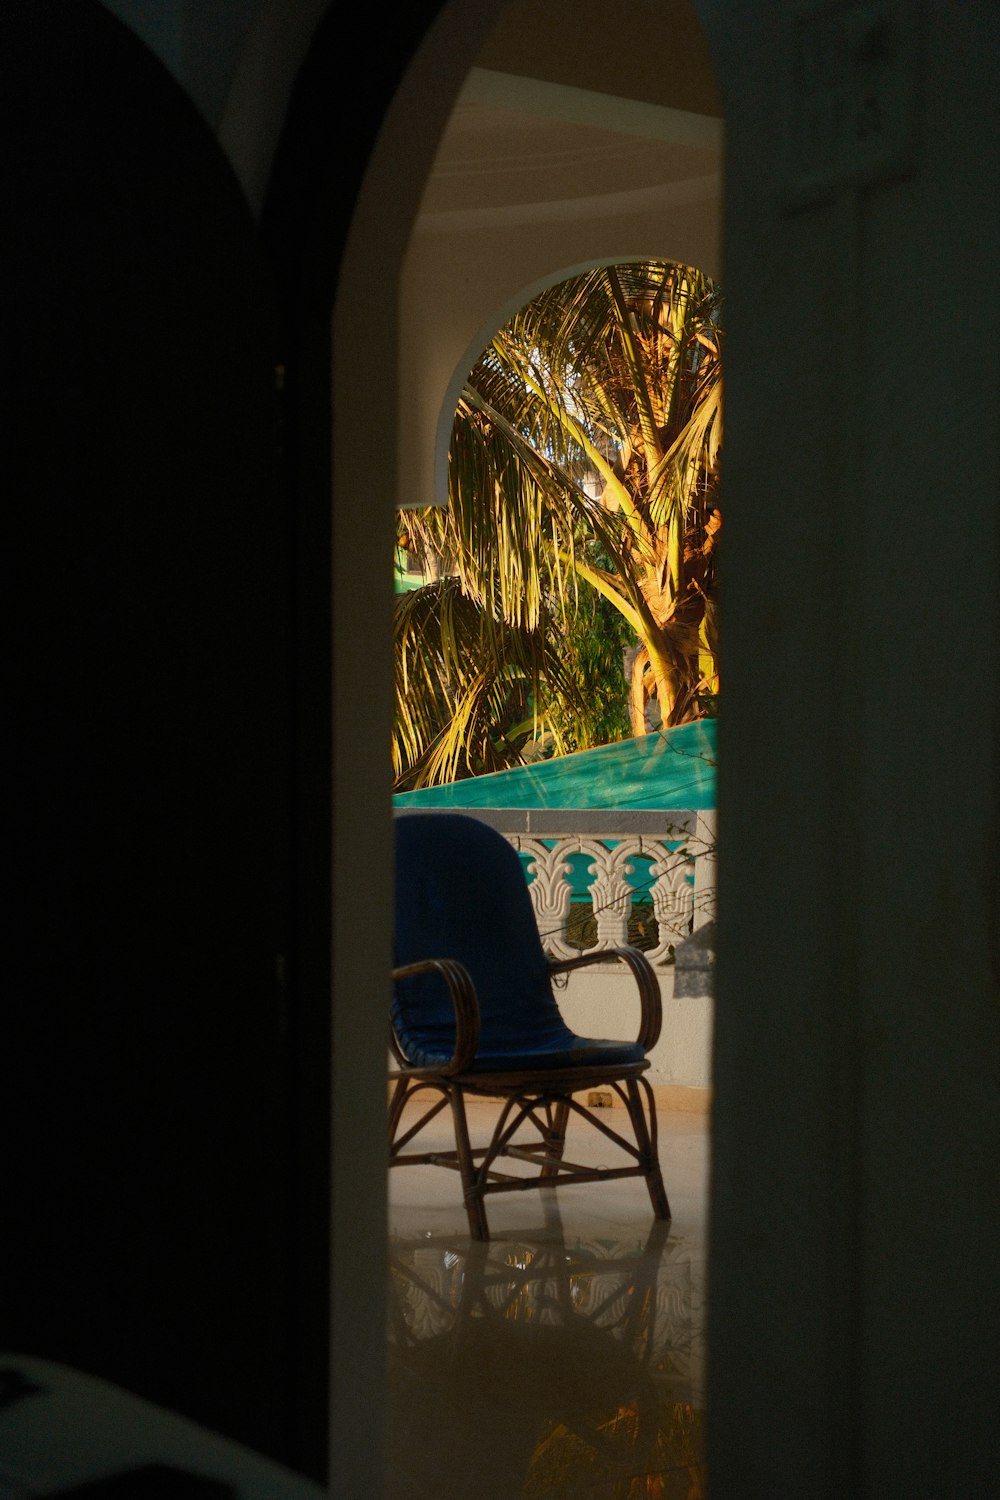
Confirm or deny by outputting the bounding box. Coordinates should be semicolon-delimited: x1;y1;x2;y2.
420;808;717;971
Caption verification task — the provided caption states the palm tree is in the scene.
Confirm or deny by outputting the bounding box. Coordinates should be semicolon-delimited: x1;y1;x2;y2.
393;260;722;789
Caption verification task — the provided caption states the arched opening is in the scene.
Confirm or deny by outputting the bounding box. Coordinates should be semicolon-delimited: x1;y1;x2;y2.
360;6;725;1491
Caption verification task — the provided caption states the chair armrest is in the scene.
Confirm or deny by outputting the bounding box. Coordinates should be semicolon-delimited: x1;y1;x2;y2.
548;944;662;1052
390;957;481;1075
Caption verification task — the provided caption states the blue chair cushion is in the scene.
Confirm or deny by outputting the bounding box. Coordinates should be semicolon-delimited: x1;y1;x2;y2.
393;813;646;1073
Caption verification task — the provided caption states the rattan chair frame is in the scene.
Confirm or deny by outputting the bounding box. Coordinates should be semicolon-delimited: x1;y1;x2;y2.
389;944;671;1241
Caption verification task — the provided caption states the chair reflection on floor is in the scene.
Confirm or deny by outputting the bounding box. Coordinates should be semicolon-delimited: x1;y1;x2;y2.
387;1206;706;1500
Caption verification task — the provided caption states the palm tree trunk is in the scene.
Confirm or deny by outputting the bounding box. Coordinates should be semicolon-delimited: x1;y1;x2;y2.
629;634;688;734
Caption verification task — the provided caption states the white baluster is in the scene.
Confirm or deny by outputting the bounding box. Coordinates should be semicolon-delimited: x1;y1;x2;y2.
648;840;696;964
510;836;577;960
692;809;718;929
581;837;631;949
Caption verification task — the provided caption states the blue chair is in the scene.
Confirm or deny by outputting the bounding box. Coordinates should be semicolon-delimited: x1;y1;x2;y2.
390;812;671;1240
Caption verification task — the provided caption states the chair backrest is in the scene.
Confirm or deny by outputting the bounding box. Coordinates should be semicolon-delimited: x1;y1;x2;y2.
393;812;569;1069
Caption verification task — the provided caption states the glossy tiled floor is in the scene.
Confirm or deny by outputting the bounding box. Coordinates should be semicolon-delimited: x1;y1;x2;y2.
386;1097;710;1499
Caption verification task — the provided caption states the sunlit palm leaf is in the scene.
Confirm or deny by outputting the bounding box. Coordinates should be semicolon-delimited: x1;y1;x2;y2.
394;258;724;778
392;578;584;789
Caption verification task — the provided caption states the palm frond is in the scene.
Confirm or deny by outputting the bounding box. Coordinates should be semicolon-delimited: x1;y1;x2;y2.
391;578;585;790
394;258;725;764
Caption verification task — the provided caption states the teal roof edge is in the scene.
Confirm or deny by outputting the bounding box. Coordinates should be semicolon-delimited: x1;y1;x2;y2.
392;717;717;811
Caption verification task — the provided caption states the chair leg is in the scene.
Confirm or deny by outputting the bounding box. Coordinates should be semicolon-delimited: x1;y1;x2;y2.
387;1077;409;1152
448;1086;490;1241
625;1077;671;1220
539;1098;570;1180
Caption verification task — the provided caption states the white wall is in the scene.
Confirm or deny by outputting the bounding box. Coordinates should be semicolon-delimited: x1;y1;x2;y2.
704;3;1000;1493
560;968;714;1093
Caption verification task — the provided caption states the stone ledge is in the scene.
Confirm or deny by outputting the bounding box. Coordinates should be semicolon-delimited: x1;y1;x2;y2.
578;1083;712;1112
390;1081;713;1112
650;1083;712;1112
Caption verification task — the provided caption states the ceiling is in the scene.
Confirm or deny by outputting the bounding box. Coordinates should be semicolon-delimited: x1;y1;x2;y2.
416;66;722;228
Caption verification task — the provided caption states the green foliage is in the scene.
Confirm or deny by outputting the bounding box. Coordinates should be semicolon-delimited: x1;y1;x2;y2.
548;576;634;751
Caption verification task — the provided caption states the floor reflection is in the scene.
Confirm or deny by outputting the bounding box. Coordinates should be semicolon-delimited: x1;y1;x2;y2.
386;1200;707;1499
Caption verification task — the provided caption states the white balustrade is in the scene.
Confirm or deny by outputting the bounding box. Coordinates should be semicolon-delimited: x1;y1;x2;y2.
498;811;717;971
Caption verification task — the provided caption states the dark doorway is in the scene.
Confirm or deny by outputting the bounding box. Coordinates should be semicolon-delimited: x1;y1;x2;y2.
3;2;325;1474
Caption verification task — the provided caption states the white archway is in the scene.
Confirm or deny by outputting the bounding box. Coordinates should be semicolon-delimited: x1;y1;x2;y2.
330;1;725;1489
398;58;722;509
